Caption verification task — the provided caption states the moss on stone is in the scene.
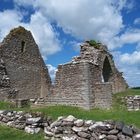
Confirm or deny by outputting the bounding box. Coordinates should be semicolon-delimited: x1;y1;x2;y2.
88;40;100;49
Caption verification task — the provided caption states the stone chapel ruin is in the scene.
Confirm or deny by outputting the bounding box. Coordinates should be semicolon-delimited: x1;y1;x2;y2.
0;26;128;109
0;27;51;100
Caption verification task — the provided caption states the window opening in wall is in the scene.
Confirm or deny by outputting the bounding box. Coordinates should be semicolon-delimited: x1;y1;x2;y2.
102;57;112;82
21;41;26;52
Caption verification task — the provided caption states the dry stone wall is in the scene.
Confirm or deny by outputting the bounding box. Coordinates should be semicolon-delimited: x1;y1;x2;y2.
0;111;140;140
126;95;140;111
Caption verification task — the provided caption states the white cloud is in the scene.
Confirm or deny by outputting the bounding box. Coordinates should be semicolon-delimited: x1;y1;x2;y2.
13;0;137;50
24;12;61;60
0;10;61;59
113;51;140;87
0;10;22;41
120;29;140;44
14;0;124;48
120;51;140;65
134;18;140;25
123;67;140;87
108;29;140;50
47;64;57;82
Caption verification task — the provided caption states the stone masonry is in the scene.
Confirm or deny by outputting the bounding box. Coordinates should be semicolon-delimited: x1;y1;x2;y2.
0;27;128;109
0;26;51;100
41;41;128;110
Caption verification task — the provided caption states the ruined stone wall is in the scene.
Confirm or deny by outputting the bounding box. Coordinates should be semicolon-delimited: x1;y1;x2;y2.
110;72;128;94
42;41;127;109
0;27;51;100
85;62;112;109
100;52;128;94
93;83;112;109
46;62;94;109
0;88;11;100
0;27;128;110
125;95;140;111
48;61;113;109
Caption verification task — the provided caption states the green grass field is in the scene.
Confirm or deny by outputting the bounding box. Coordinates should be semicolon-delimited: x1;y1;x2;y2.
0;88;140;140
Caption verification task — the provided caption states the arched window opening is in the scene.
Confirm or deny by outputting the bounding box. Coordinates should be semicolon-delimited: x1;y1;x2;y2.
102;57;112;82
21;41;26;52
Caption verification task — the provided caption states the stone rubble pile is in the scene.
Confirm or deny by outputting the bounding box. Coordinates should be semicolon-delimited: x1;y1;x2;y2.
0;111;140;140
125;96;140;111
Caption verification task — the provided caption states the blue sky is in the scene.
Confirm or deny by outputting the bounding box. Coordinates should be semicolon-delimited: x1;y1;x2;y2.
0;0;140;87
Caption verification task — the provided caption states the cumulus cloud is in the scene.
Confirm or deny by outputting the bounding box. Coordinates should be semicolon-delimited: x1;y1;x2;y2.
113;0;134;11
123;67;140;87
13;0;137;50
13;0;138;50
0;10;61;59
134;18;140;25
24;12;61;60
47;64;57;82
110;29;140;87
113;51;140;87
0;10;22;41
108;28;140;50
14;0;124;48
120;29;140;44
120;51;140;65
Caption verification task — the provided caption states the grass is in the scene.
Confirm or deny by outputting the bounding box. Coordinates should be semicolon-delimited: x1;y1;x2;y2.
0;88;140;139
0;101;16;110
0;125;44;140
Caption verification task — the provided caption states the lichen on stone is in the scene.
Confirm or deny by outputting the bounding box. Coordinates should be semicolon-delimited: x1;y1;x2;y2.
9;26;27;36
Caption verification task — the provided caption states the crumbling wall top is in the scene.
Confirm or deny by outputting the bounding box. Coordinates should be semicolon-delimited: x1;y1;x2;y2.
1;26;32;46
71;40;113;66
8;26;30;36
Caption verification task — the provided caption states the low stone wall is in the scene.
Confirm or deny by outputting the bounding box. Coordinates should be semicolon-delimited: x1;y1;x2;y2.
0;110;140;140
126;95;140;111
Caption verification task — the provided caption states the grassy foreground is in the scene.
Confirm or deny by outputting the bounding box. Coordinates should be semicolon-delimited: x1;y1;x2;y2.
0;88;140;140
0;125;44;140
